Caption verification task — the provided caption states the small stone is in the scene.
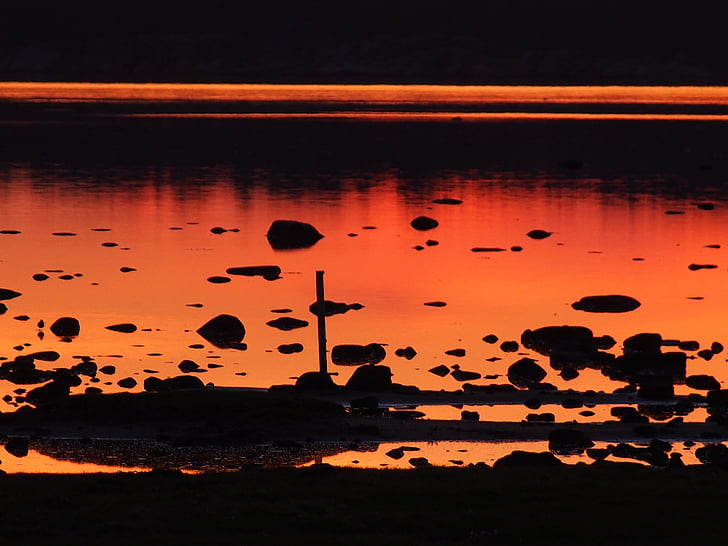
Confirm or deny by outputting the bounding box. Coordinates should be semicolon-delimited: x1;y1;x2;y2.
105;323;137;333
410;216;439;231
207;276;231;284
117;377;137;388
527;229;552;239
278;343;304;354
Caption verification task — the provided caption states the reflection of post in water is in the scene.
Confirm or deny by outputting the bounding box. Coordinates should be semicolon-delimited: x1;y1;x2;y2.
316;270;328;375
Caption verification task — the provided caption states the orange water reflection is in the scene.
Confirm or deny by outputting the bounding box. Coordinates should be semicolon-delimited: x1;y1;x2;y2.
0;172;725;401
3;82;728;106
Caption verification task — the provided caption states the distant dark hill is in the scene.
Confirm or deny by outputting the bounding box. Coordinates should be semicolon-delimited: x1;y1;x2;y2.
2;0;728;84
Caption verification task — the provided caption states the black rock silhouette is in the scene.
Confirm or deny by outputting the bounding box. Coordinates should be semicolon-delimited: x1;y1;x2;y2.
278;343;304;354
686;374;720;391
308;300;364;317
105;323;137;333
266;317;309;331
294;371;337;392
196;314;246;348
410;216;439;231
50;317;80;337
0;288;21;301
178;360;201;373
266;220;323;250
526;229;552;239
571;295;641;313
507;358;547;389
4;438;29;458
332;343;386;366
494;451;563;468
395;346;417;360
344;364;393;391
226;265;282;280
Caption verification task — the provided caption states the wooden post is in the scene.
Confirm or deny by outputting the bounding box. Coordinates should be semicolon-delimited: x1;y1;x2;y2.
315;270;328;375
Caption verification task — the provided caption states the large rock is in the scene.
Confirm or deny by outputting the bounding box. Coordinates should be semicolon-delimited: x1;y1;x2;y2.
521;325;597;355
623;333;662;355
332;343;386;366
266;220;323;250
294;371;337;392
571;295;641;313
493;450;563;468
507;358;547;389
226;265;281;280
196;314;246;348
50;317;80;337
686;374;721;391
344;364;393;391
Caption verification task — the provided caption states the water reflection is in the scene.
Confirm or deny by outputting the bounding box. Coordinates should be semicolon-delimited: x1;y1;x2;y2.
1;85;728;472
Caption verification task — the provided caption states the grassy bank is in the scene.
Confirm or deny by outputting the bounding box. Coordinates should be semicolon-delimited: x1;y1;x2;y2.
0;465;722;545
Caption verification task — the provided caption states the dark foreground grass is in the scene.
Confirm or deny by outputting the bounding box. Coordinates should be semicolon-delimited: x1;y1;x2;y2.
0;465;724;545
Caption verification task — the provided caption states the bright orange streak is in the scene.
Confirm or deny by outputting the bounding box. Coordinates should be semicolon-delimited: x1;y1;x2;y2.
3;82;728;105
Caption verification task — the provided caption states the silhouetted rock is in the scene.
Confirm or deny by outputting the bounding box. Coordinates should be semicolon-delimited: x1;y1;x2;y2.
571;295;640;313
623;333;662;355
0;288;22;301
25;377;74;405
526;229;552;239
105;323;137;333
451;369;481;381
428;365;450;377
686;374;720;391
507;358;547;389
207;276;231;284
26;351;60;362
178;359;200;373
409;457;431;468
482;334;498;344
0;357;54;385
332;343;386;366
521;325;598;355
294;371;337;392
461;410;480;421
696;443;728;466
308;300;363;317
164;375;205;390
688;264;718;271
118;377;137;388
386;447;405;459
266;317;309;331
143;376;165;392
500;341;519;352
395;346;417;360
445;348;466;357
226;265;282;280
494;450;563;468
344;364;393;391
266;220;323;249
526;413;555;422
4;437;29;458
50;317;80;337
278;343;304;354
196;314;246;348
431;198;462;205
548;429;594;455
410;216;439;230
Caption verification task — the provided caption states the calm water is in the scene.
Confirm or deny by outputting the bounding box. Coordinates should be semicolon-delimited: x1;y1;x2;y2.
1;83;728;471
